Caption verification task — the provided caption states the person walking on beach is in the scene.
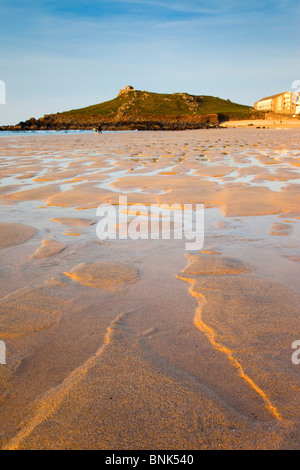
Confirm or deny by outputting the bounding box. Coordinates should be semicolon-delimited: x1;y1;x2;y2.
95;124;102;134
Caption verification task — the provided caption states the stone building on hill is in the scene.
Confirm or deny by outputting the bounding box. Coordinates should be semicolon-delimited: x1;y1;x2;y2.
119;85;135;95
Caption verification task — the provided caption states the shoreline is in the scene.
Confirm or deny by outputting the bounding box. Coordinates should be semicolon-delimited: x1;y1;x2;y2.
1;118;300;133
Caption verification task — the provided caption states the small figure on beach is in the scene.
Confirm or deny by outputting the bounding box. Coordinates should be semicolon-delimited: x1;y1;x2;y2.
95;124;102;134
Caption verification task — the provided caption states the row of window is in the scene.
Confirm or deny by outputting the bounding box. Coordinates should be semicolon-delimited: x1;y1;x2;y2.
256;93;297;111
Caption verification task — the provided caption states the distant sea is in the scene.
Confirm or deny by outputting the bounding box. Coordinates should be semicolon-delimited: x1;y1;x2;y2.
0;130;138;137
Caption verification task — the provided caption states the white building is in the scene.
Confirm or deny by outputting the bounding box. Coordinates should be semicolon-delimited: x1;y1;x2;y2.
296;93;300;115
254;91;297;115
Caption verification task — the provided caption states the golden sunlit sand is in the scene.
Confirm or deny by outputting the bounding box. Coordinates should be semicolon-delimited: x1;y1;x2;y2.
0;129;299;450
0;223;37;249
30;239;66;259
51;217;97;226
64;262;140;292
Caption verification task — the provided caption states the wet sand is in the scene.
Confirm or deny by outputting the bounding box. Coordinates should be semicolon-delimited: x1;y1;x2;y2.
0;129;299;450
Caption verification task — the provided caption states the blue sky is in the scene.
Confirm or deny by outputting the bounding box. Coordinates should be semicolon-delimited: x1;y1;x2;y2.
0;0;299;124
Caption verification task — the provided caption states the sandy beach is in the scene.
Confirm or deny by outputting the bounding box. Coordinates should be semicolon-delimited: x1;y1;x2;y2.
0;128;299;450
221;118;300;129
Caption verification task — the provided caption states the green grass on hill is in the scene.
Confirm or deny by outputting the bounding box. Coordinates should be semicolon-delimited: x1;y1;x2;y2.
61;90;254;119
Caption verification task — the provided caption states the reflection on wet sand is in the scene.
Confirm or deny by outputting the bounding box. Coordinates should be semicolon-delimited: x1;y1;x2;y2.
0;129;299;450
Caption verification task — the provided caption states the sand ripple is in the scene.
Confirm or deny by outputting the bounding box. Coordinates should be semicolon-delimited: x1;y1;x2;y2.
178;254;300;422
183;253;251;276
64;262;139;292
51;217;96;227
0;286;70;339
30;240;66;259
0;223;37;249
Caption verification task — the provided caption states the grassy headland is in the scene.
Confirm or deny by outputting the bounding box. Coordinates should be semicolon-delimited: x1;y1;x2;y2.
1;89;264;131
